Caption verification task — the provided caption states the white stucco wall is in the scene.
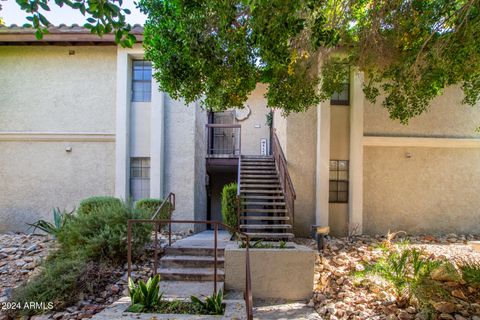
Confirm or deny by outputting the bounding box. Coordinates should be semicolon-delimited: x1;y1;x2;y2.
0;46;117;132
0;141;115;232
0;46;117;232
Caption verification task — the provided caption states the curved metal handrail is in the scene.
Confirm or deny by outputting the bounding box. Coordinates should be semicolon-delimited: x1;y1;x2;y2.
127;218;253;320
151;192;176;220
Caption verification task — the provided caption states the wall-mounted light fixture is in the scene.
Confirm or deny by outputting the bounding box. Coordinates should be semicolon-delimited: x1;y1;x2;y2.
65;146;72;153
405;152;412;158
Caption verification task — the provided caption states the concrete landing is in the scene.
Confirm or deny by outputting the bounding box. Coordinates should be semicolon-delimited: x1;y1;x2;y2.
170;230;231;249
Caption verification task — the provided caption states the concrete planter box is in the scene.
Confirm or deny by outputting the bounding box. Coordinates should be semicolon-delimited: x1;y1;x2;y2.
224;243;316;300
91;297;247;320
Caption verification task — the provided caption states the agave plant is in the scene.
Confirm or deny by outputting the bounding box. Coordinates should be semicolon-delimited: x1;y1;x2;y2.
127;275;163;313
27;207;74;237
190;289;225;315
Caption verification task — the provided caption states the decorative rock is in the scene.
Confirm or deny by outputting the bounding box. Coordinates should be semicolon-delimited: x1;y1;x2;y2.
398;310;414;320
439;313;455;320
433;302;456;314
451;289;466;300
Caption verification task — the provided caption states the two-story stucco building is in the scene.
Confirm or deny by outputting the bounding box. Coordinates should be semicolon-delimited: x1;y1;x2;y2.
1;25;479;237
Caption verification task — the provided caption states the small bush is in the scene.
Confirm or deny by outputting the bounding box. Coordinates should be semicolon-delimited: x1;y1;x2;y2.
459;258;480;286
77;196;121;215
58;201;152;262
221;183;238;230
135;198;171;220
190;289;225;315
357;246;443;308
10;253;87;316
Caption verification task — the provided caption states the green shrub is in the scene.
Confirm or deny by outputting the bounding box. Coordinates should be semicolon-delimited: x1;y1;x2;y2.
459;259;480;286
77;196;121;215
9;253;86;315
135;198;171;220
27;207;74;237
57;201;152;262
190;289;225;315
357;247;443;308
221;183;238;230
11;200;154;316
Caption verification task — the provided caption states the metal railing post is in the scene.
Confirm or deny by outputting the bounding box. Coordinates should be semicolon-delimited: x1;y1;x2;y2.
127;220;132;280
214;222;218;293
153;221;158;276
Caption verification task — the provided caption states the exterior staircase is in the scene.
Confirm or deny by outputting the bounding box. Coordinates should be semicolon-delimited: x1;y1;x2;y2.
157;231;227;297
239;155;294;240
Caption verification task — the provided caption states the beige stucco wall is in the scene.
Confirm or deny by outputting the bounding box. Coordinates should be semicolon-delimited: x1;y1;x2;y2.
273;109;288;157
0;46;117;133
0;141;115;232
164;97;207;231
0;46;117;232
225;243;315;300
238;84;271;155
363;146;480;235
364;86;480;138
284;107;318;236
329;105;350;236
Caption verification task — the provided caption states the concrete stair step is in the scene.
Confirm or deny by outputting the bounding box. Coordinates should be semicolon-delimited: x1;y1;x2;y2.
241;158;274;162
241;208;288;213
240;179;279;184
240;184;282;189
241;189;283;194
164;246;225;257
241;170;277;174
241;201;286;206
160;255;225;268
161;281;224;299
158;267;225;281
240;216;290;221
241;165;275;169
245;232;295;240
241;175;278;179
240;224;292;230
241;195;285;200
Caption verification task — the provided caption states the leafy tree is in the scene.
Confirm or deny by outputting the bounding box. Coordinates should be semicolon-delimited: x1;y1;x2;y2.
13;0;136;47
12;0;480;123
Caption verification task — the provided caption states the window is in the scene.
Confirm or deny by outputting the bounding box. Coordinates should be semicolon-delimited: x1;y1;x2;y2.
330;69;350;105
132;60;152;102
130;157;150;201
329;160;349;203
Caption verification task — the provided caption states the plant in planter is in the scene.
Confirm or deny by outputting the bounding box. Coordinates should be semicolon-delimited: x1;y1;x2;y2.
128;275;163;312
190;289;225;315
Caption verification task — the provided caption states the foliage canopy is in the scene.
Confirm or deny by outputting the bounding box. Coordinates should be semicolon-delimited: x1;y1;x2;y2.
13;0;480;122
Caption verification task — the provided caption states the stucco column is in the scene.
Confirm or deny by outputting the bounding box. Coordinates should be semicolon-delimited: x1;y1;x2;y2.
315;101;330;226
348;71;364;234
150;79;165;199
115;48;130;199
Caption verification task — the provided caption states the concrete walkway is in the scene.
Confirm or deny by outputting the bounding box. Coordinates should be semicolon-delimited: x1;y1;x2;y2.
170;230;231;249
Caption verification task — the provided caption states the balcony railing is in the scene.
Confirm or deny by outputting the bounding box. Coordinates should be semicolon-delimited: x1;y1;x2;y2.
206;124;241;157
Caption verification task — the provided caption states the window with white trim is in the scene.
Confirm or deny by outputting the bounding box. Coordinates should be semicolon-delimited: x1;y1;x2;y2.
329;160;349;203
130;157;150;201
132;60;152;102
